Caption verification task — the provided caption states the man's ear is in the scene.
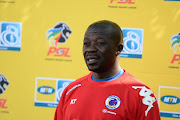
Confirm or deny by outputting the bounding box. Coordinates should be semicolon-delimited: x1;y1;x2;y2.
116;43;123;56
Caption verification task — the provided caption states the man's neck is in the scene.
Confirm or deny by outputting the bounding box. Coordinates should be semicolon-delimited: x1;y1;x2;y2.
92;62;121;79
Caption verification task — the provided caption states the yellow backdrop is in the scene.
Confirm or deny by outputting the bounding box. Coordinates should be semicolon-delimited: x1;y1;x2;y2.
0;0;180;120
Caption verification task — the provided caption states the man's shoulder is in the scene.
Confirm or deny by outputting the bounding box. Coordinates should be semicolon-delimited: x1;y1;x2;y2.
60;73;91;96
121;71;146;86
64;73;90;90
71;73;90;85
122;71;160;119
121;71;153;98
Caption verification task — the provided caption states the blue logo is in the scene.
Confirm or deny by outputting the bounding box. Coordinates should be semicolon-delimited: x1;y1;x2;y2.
56;79;74;102
161;95;180;104
120;28;143;58
0;22;22;51
105;95;121;110
164;0;180;1
37;86;55;95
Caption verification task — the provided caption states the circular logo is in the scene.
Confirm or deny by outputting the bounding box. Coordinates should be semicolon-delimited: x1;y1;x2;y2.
105;95;121;110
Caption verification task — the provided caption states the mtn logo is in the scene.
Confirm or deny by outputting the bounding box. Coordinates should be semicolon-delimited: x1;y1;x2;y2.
37;86;55;95
161;95;180;104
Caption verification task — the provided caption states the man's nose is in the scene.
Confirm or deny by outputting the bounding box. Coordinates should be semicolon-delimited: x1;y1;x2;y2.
87;43;97;53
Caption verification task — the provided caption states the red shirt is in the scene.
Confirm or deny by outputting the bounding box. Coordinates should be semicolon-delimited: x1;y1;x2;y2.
54;70;161;120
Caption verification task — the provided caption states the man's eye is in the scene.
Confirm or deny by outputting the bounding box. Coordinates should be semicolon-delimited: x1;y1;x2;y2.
97;42;105;45
84;42;90;46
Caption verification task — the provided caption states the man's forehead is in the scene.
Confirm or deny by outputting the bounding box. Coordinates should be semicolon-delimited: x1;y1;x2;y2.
85;27;112;36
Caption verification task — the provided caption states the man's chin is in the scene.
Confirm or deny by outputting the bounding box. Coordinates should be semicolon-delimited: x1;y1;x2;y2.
87;66;103;73
88;66;99;72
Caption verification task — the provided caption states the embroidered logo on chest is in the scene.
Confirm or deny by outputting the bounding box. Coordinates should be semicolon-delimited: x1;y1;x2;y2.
105;95;121;110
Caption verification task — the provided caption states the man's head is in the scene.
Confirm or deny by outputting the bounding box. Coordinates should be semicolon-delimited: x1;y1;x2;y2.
83;20;123;72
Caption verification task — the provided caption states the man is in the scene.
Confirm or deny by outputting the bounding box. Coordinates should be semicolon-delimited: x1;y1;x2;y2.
54;20;161;120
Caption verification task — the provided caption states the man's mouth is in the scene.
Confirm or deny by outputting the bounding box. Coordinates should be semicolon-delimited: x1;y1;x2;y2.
86;57;99;64
85;53;100;64
88;58;96;62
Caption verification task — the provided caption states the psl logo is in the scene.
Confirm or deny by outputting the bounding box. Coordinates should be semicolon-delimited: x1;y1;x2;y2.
170;33;180;64
46;22;72;57
0;99;7;108
110;0;135;4
0;74;9;94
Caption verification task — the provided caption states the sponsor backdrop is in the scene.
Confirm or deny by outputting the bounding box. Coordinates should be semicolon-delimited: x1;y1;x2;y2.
0;0;180;120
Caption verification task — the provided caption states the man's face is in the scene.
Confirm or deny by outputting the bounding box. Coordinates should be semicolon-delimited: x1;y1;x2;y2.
83;27;117;72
